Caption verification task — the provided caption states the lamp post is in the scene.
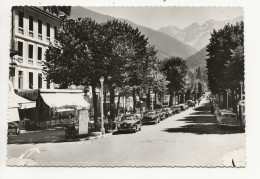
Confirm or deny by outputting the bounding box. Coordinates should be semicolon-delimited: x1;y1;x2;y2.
99;76;105;135
239;80;244;100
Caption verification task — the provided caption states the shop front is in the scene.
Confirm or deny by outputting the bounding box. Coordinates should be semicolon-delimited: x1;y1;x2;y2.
38;90;90;135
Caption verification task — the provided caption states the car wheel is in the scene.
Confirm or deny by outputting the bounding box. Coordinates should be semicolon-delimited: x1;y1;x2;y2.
139;126;142;131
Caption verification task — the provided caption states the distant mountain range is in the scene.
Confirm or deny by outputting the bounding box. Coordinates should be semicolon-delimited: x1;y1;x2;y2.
186;47;207;71
158;16;243;50
71;7;197;60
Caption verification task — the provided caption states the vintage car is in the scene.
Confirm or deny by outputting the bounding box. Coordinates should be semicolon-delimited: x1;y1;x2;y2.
118;114;142;132
155;109;166;121
8;122;20;135
216;109;241;127
162;107;174;118
142;111;160;124
171;105;181;114
186;100;195;107
134;111;142;120
177;103;189;111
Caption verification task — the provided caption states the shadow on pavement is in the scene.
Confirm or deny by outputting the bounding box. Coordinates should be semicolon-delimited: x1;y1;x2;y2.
163;102;245;135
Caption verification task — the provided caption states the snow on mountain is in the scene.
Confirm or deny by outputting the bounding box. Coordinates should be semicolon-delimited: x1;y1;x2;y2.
158;16;243;50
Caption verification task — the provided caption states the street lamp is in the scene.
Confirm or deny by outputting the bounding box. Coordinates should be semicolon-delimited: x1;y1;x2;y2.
239;80;244;100
99;76;105;135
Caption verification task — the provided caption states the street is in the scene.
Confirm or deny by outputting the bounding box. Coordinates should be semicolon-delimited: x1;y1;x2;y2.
7;99;245;167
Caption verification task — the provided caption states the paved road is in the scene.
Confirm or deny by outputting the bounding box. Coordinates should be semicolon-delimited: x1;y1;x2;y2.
7;99;245;167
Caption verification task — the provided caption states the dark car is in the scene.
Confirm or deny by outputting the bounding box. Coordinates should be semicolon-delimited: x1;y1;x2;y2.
155;109;166;121
162;107;174;118
177;103;189;111
142;111;160;124
186;100;195;107
118;114;142;132
171;105;181;114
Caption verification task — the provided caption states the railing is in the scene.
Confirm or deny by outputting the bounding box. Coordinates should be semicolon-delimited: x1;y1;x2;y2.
29;30;34;37
38;33;42;40
28;58;33;65
37;60;42;66
18;27;24;34
46;36;50;43
17;57;23;63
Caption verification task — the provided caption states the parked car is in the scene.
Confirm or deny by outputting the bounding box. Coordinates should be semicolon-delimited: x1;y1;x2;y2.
216;109;241;127
142;111;160;124
118;114;142;132
155;109;166;121
171;105;181;114
178;103;189;111
8;122;20;135
186;100;195;107
162;107;174;118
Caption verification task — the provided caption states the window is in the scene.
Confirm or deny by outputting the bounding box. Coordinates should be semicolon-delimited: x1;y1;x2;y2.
38;73;42;89
28;44;33;59
29;72;33;89
46;23;50;42
38;47;42;61
18;71;23;89
47;23;50;37
29;16;33;31
38;19;42;40
38;19;42;34
18;41;23;57
18;11;24;34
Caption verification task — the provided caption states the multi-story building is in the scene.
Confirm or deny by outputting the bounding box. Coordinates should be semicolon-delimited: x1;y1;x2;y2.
10;6;64;91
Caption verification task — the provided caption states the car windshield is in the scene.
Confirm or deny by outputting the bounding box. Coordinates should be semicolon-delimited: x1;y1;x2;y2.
145;112;155;115
122;116;134;120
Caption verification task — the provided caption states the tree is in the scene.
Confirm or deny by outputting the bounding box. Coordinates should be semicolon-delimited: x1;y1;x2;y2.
160;57;189;106
206;21;244;108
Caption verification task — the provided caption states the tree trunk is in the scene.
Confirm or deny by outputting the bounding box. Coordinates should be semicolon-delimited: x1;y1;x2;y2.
146;89;151;110
132;88;136;113
91;85;99;131
109;85;116;121
169;94;173;106
116;94;120;117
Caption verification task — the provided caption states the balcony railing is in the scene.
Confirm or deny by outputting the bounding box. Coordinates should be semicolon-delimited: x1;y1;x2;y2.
28;58;33;65
17;57;23;63
18;27;24;34
29;30;34;37
37;60;42;66
46;36;50;43
38;33;42;40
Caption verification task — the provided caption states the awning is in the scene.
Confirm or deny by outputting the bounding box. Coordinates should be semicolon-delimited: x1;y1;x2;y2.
13;94;36;109
41;93;90;111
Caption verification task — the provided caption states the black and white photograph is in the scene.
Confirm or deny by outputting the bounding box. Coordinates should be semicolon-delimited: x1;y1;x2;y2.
3;5;247;167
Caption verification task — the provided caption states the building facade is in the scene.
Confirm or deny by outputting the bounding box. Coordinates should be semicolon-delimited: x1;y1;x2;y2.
10;6;63;91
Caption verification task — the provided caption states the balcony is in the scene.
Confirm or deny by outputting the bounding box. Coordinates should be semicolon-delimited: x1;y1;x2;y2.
46;37;50;43
37;60;42;66
17;57;23;63
28;58;33;65
29;30;34;37
38;33;42;40
18;27;24;34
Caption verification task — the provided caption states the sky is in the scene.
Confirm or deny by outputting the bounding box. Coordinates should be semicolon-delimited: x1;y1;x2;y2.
86;7;243;30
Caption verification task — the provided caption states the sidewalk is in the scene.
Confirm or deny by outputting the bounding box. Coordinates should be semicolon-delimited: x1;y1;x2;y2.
8;129;114;144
